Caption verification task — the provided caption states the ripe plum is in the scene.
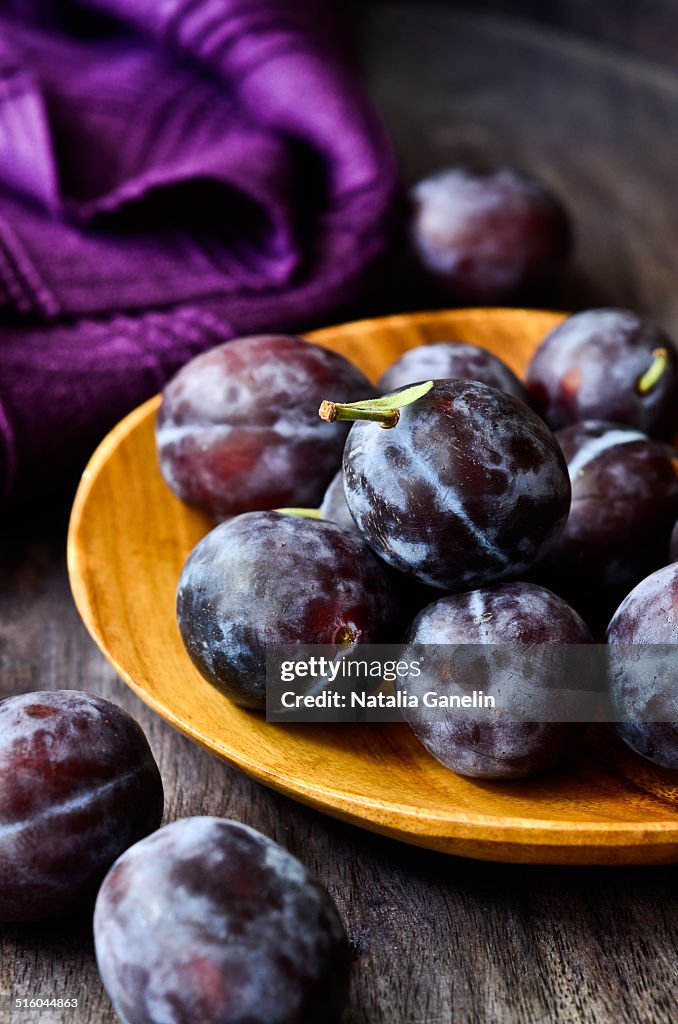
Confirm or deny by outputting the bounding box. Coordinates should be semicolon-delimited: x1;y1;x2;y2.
176;511;398;708
401;582;595;779
535;421;678;630
331;379;570;591
0;690;163;921
606;563;678;769
156;334;372;518
409;167;571;303
319;470;357;534
94;817;349;1024
378;341;527;403
525;309;678;438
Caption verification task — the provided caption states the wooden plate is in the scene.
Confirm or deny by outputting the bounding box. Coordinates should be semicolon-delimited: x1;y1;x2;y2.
67;308;678;865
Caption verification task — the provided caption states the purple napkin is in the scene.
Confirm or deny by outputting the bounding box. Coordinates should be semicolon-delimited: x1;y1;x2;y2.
0;0;398;502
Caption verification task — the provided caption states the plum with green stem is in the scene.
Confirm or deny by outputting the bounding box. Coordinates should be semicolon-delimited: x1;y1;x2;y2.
525;309;678;439
320;379;571;591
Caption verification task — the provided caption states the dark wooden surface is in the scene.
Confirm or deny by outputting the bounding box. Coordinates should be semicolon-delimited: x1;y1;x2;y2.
363;4;678;337
2;6;678;1023
454;0;678;71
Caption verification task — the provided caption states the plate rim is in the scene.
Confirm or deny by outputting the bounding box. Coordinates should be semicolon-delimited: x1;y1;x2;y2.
66;308;678;863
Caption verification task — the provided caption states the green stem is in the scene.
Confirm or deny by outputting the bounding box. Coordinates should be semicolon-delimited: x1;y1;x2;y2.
637;348;669;394
275;507;323;519
319;400;400;428
319;380;434;430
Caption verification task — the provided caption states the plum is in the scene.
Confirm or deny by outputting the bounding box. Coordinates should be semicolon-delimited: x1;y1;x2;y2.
319;470;357;535
535;421;678;631
525;308;678;439
94;817;349;1024
401;582;596;779
176;511;399;709
670;520;678;563
0;690;163;921
156;334;372;519
408;167;571;303
317;474;443;624
606;563;678;770
377;341;527;403
324;379;570;591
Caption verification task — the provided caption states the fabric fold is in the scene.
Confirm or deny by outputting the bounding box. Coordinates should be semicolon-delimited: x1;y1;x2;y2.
0;0;399;502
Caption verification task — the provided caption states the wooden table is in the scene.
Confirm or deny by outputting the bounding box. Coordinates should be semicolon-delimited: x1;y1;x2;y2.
2;6;678;1022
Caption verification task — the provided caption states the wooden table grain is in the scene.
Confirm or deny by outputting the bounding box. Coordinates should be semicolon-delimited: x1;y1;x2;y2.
2;6;678;1023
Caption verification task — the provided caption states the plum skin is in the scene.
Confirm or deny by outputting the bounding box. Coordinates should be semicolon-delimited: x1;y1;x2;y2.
525;308;678;439
177;511;399;709
156;334;372;519
606;563;678;770
534;420;678;631
94;817;350;1024
378;341;527;404
0;690;163;921
409;166;571;303
401;582;595;780
318;472;444;622
342;379;571;591
319;470;358;535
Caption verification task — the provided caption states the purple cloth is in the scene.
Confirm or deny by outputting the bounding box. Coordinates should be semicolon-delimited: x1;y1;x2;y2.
0;0;398;501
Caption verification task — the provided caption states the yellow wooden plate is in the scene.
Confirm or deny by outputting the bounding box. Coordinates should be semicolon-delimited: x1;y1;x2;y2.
67;308;678;865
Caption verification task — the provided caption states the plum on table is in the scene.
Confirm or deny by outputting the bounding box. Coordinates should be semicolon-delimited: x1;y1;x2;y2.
408;166;571;303
94;817;349;1024
156;334;372;519
0;690;163;921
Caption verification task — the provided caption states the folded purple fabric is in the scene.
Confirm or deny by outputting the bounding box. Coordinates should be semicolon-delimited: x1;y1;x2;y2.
0;0;398;501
